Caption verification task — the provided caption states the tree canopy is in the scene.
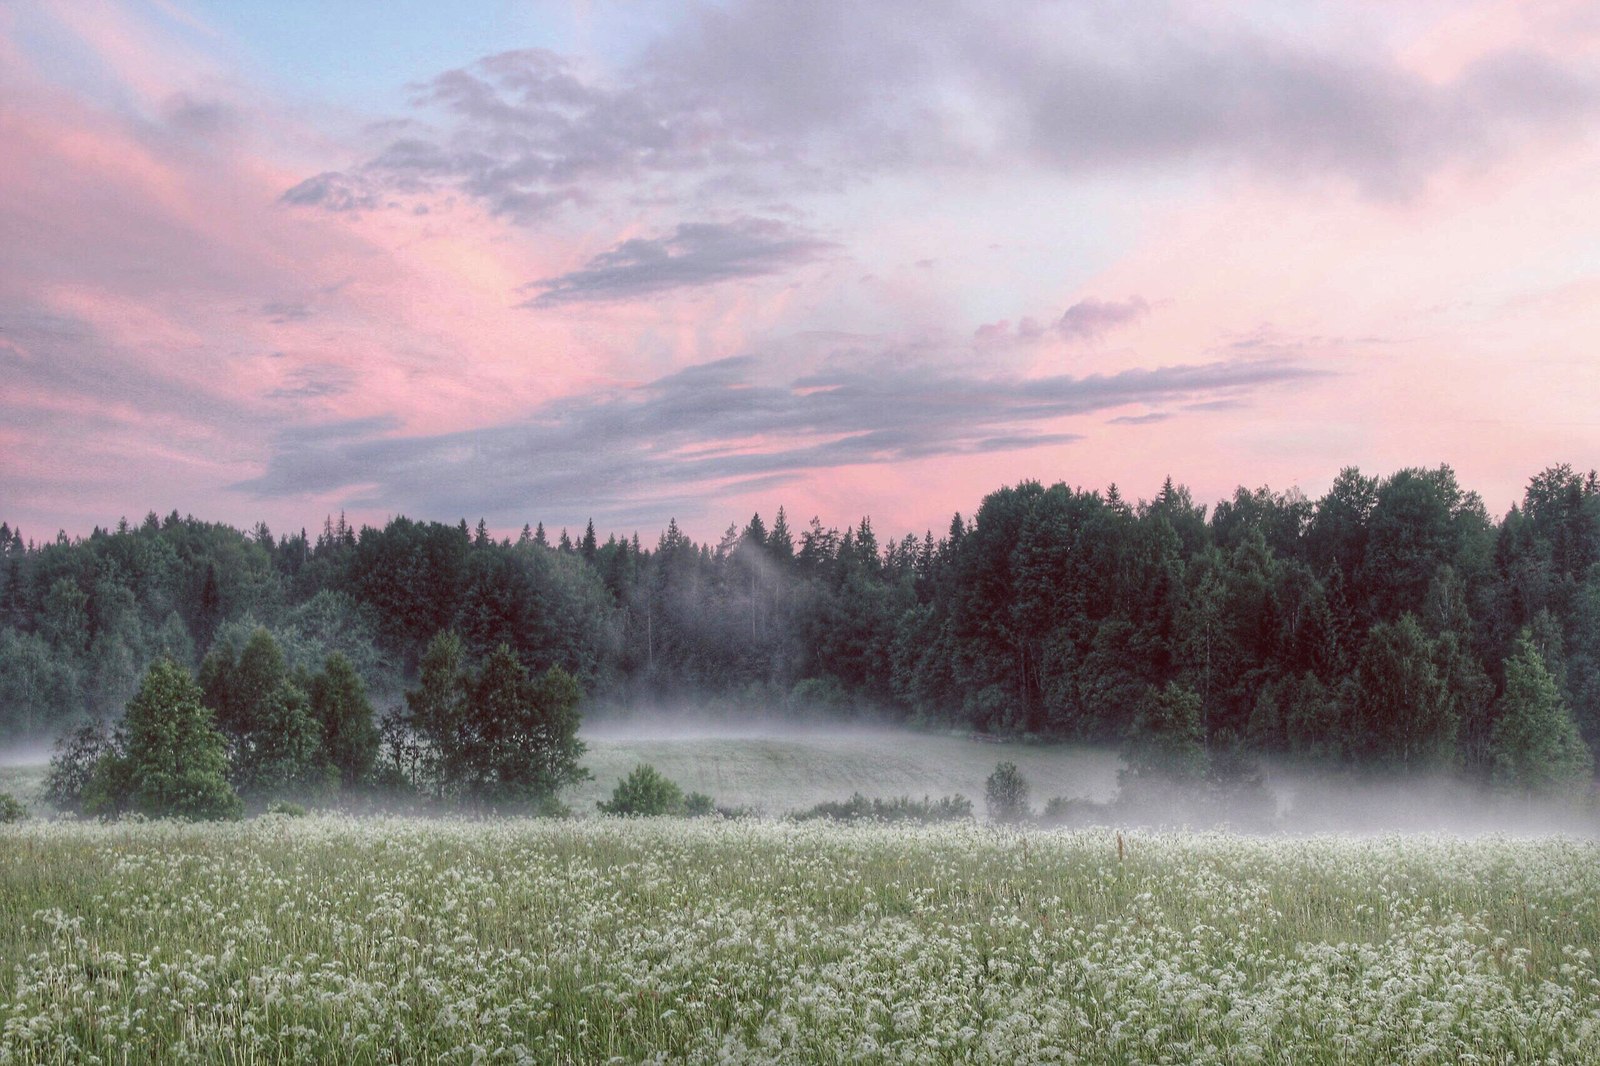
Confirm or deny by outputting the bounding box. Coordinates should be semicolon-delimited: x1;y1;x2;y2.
8;462;1600;787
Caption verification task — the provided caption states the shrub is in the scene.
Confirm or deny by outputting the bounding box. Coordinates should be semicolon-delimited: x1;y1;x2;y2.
598;764;685;816
985;761;1031;823
265;800;307;818
795;793;973;824
1039;796;1112;828
0;792;27;823
684;792;716;817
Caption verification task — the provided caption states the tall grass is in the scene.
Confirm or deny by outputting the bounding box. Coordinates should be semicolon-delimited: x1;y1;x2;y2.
3;816;1598;1063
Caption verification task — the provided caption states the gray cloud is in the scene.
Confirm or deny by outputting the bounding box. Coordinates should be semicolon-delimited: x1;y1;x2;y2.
1056;296;1151;341
261;300;313;323
267;363;355;401
233;349;1321;524
282;2;1600;217
280;172;383;212
525;218;836;305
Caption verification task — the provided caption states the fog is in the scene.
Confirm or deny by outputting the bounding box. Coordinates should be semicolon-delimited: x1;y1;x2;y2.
0;741;53;769
1262;765;1600;838
578;710;1598;836
4;716;1596;836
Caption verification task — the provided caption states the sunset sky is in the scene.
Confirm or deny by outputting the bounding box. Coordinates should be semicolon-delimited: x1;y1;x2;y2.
4;0;1599;545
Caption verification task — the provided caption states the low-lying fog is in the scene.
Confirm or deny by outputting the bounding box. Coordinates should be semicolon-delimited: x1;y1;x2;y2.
580;708;1599;837
3;717;1596;836
0;742;52;769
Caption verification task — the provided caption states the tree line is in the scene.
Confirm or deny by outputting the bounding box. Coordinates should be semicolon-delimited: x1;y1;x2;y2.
4;462;1599;793
43;628;587;819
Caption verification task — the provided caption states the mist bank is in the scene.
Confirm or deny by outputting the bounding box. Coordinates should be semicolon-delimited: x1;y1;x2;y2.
3;462;1600;803
573;725;1598;837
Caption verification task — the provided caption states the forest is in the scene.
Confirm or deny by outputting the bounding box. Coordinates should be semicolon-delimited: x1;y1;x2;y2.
2;462;1598;794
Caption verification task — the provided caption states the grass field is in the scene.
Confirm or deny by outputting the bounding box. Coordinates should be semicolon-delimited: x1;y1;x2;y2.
569;725;1123;815
0;727;1121;821
3;816;1599;1063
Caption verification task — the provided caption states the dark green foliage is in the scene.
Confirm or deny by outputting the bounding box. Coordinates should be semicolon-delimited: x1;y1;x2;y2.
394;635;589;805
308;653;379;788
1123;682;1210;784
403;630;470;795
0;628;83;737
985;761;1030;823
464;647;589;805
93;658;241;820
244;683;329;798
1349;615;1457;768
0;791;26;823
684;791;716;817
1492;634;1593;794
795;793;973;823
200;628;330;797
6;461;1600;791
598;763;684;816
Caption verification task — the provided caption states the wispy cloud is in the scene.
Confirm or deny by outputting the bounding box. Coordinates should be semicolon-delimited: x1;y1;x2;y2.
234;352;1321;523
524;218;836;305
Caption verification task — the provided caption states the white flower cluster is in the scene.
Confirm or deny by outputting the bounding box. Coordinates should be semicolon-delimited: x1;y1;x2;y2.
2;817;1598;1063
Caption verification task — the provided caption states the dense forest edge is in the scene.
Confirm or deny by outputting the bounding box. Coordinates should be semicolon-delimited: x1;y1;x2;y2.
3;462;1599;814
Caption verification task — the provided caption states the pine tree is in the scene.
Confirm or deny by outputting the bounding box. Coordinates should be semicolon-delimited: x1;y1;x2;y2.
581;520;598;563
769;507;795;563
742;513;768;549
1349;614;1455;768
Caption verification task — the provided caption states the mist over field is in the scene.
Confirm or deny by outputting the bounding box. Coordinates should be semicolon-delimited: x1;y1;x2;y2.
11;717;1593;841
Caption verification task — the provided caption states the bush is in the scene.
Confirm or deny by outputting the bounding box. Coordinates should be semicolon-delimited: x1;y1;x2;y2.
265;800;307;818
795;793;973;824
985;761;1031;823
684;792;716;817
0;792;27;823
598;764;685;816
1039;795;1112;828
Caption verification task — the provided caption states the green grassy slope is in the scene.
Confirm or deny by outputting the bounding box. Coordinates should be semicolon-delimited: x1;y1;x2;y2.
568;727;1122;814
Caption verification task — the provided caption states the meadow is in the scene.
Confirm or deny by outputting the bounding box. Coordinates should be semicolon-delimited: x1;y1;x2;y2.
4;731;1600;1063
569;724;1124;815
2;814;1600;1064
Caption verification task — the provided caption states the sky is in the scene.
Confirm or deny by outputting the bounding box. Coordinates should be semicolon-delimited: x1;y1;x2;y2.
3;0;1600;545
